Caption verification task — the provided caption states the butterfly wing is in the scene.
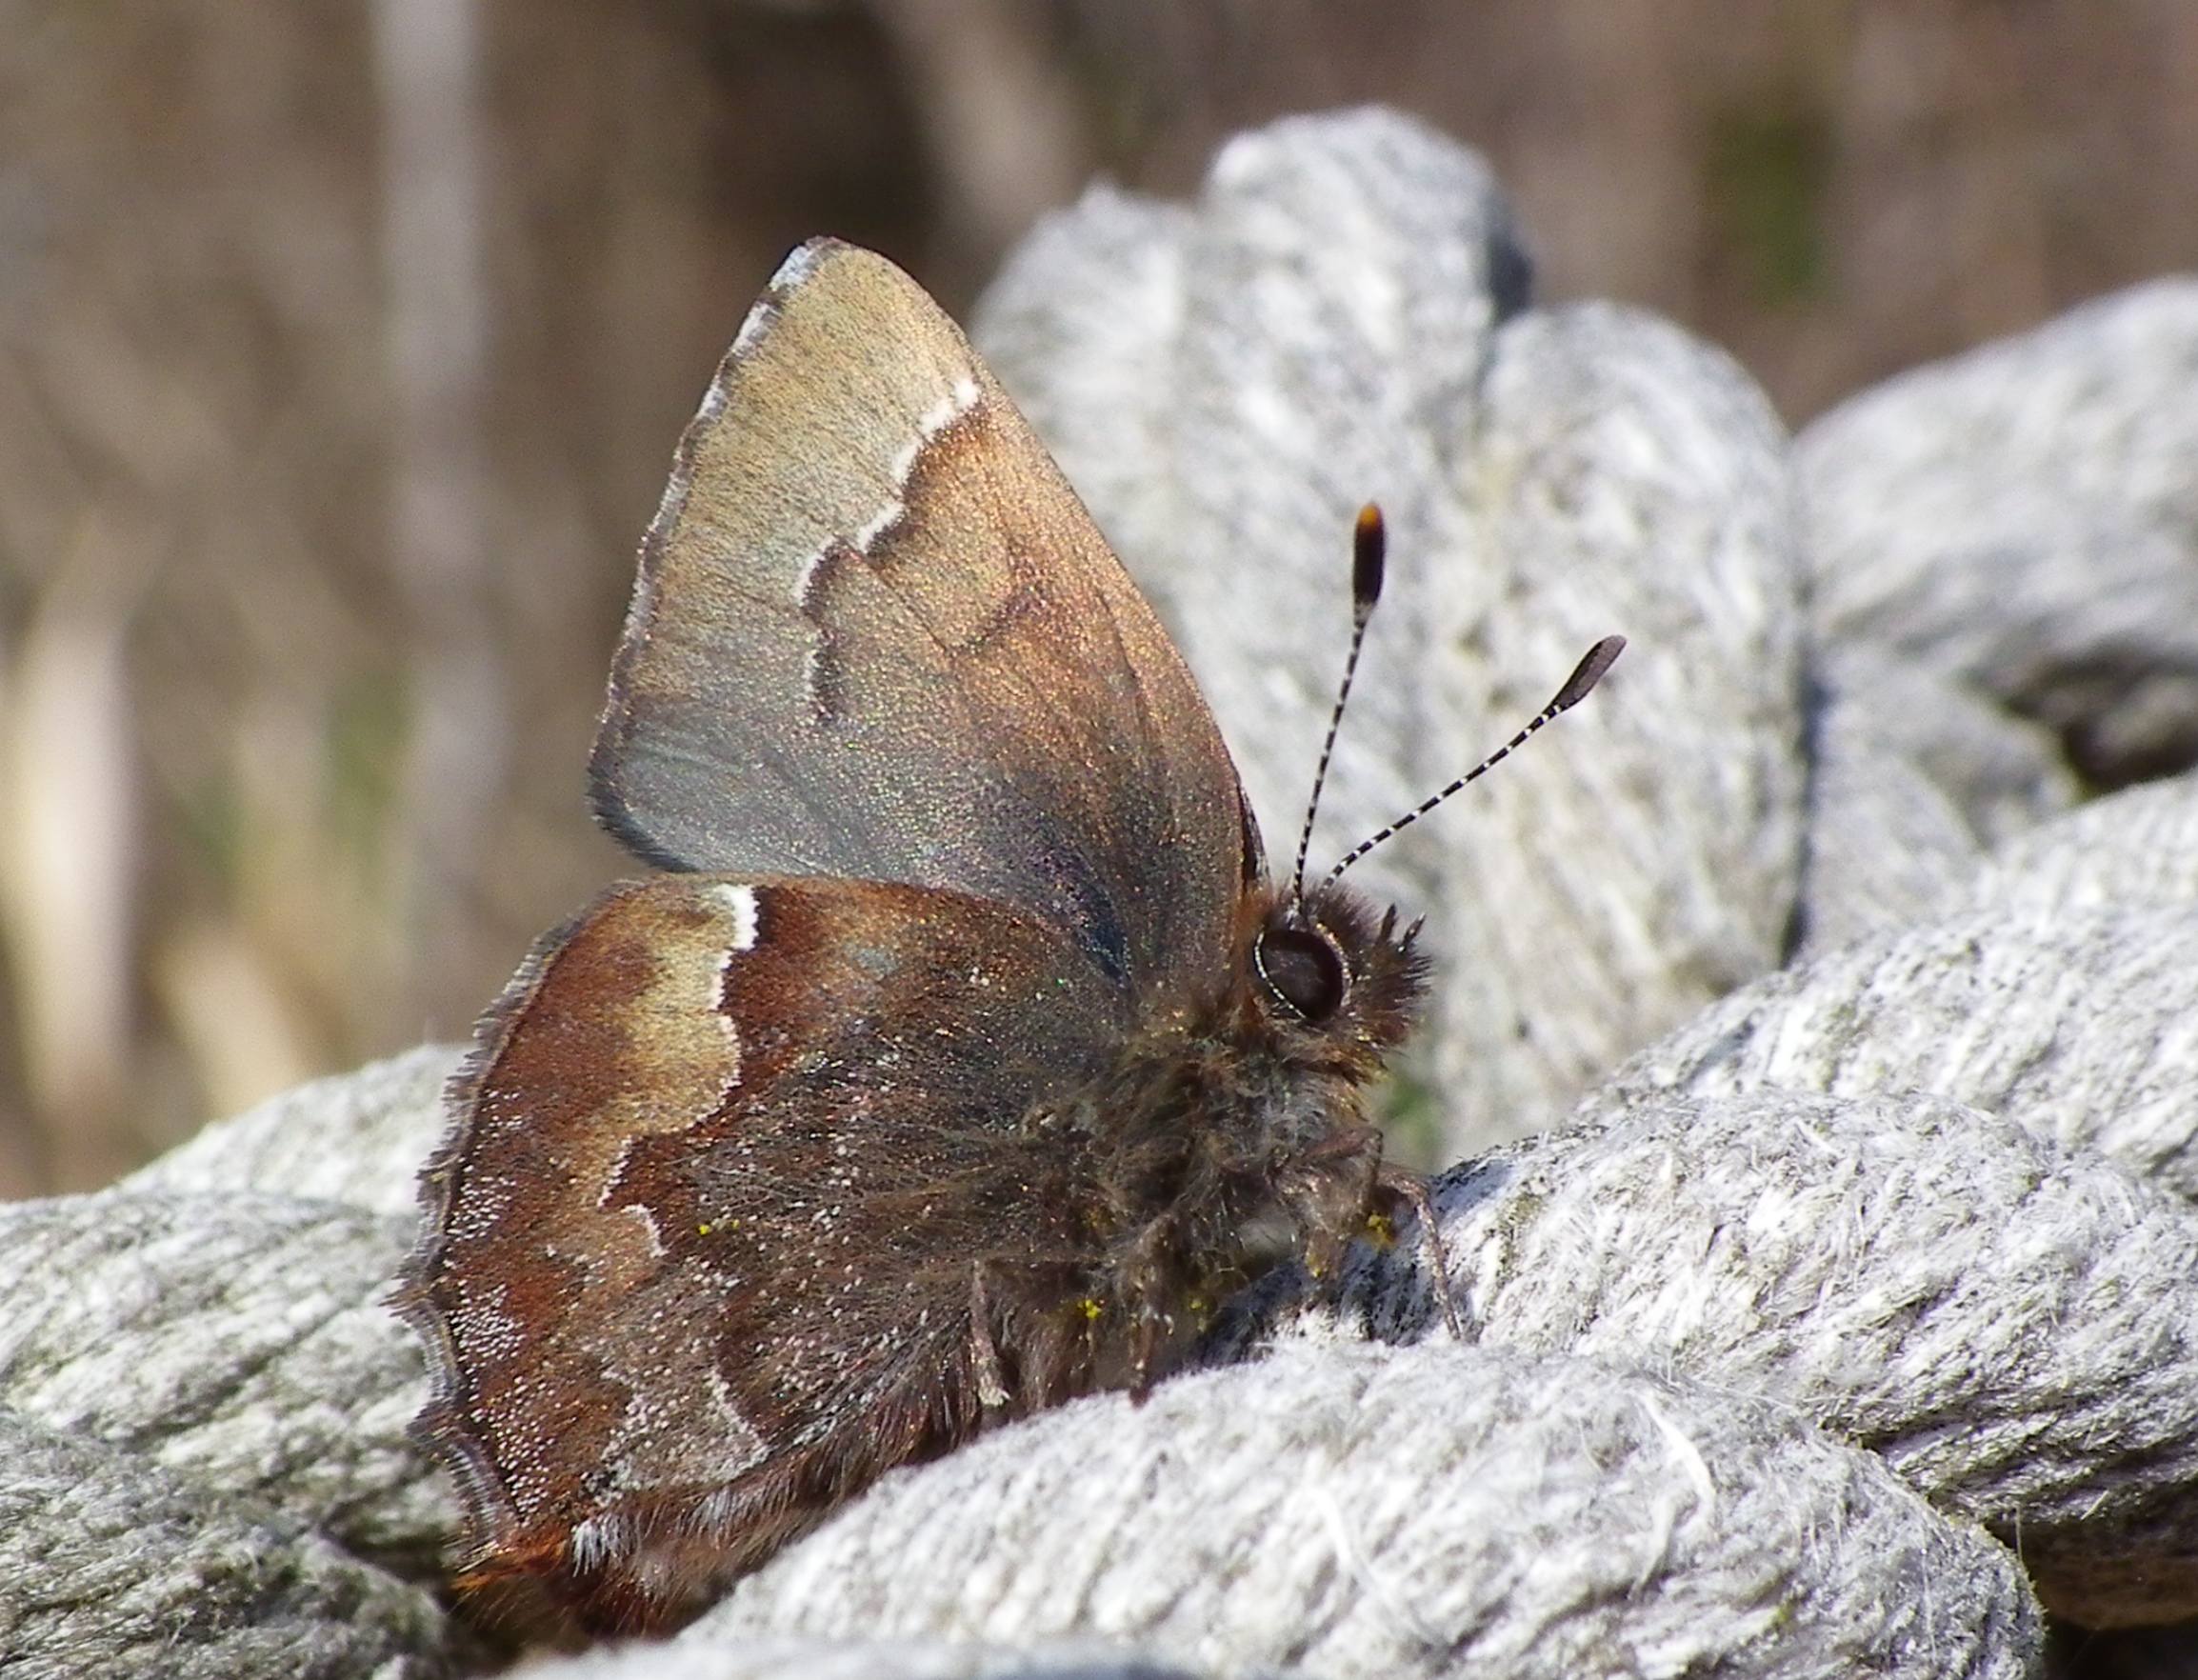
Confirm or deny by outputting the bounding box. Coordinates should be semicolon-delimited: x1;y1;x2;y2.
591;239;1252;997
402;872;1127;1630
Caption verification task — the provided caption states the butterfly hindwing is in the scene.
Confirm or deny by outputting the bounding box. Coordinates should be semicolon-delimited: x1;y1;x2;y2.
402;872;1127;1628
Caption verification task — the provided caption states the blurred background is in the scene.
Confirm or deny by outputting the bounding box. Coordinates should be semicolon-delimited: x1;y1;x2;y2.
2;0;2194;1193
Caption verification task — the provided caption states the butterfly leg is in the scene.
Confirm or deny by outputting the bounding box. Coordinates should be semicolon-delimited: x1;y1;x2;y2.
967;1262;1011;1410
1115;1214;1189;1403
1126;1301;1193;1405
1378;1167;1463;1341
1279;1124;1385;1285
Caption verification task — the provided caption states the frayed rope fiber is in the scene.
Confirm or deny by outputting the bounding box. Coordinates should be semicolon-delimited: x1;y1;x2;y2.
1334;1088;2198;1629
700;1336;2040;1680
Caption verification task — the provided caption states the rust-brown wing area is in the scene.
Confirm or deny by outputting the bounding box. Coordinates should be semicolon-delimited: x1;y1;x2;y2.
396;872;1121;1630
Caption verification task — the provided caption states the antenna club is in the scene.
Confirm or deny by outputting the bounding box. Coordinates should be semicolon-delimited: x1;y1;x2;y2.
1351;505;1387;617
1554;635;1626;712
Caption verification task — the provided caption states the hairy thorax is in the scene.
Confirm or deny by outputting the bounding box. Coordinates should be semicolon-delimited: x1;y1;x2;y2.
999;877;1429;1400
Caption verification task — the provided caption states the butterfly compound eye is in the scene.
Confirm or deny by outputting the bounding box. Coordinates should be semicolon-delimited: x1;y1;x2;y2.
1254;923;1349;1021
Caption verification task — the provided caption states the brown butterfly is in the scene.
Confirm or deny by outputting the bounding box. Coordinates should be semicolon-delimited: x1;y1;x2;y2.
397;238;1619;1637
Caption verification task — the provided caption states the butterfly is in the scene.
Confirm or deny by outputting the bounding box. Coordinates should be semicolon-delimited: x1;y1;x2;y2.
397;237;1620;1637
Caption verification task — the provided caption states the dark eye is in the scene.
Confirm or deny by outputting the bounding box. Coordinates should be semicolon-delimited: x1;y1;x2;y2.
1255;924;1349;1021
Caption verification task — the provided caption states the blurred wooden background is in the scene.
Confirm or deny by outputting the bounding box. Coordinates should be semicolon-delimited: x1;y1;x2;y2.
2;0;2193;1193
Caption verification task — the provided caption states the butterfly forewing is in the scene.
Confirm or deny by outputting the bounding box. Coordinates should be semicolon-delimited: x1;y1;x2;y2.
590;239;1249;998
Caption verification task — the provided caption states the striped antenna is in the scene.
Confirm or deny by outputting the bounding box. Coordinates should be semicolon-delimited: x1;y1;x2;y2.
1289;504;1389;905
1321;634;1626;888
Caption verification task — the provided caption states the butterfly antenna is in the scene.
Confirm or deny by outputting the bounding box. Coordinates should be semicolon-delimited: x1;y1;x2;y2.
1289;504;1389;905
1323;634;1626;887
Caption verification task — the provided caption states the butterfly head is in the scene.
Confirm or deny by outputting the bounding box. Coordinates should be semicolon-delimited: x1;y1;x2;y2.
1243;878;1428;1076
